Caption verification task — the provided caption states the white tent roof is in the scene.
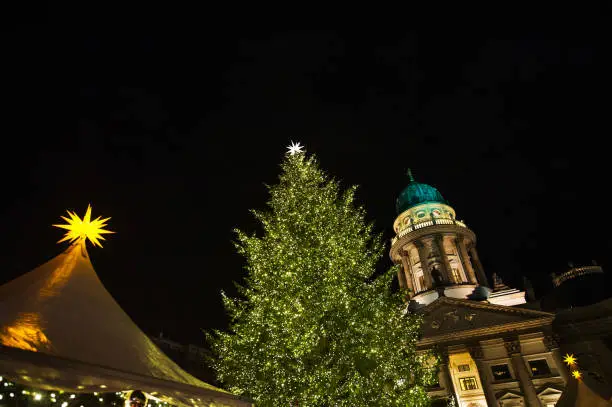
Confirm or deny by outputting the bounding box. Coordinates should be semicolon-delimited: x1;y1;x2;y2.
0;243;251;407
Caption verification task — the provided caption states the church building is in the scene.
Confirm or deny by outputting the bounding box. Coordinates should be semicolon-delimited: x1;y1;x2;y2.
389;170;612;407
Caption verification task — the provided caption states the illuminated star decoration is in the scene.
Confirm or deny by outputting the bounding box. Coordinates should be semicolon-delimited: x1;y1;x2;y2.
563;354;582;380
53;205;114;248
286;141;304;155
564;354;577;366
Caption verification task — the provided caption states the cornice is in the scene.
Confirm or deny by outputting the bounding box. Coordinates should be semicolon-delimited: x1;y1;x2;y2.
389;224;476;261
417;316;554;347
418;296;555;318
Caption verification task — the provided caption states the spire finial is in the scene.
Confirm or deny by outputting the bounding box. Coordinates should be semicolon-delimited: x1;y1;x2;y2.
406;168;415;182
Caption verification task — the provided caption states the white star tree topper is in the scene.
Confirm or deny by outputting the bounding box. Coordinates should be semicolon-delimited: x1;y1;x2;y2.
53;204;114;248
286;141;304;155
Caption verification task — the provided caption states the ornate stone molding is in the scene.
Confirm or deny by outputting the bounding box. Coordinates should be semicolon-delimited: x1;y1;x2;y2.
433;234;445;243
389;224;476;259
413;239;425;249
432;344;449;360
419;296;554;318
418;317;554;347
504;339;520;355
468;343;484;359
543;334;561;351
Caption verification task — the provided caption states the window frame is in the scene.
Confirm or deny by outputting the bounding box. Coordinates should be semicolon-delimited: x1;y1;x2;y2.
490;363;513;381
458;376;478;391
527;358;551;377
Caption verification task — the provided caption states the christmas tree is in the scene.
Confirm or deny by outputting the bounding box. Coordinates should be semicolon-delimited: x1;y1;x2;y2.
210;144;438;406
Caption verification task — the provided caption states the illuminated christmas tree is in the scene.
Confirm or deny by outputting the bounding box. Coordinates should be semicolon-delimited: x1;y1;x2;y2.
210;143;438;406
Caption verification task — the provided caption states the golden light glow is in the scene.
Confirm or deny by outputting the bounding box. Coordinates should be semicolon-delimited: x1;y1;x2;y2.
0;244;80;352
564;353;577;366
572;370;582;380
53;205;114;248
0;312;50;352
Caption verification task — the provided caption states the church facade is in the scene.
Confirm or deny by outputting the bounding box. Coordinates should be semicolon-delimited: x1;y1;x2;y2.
389;171;612;407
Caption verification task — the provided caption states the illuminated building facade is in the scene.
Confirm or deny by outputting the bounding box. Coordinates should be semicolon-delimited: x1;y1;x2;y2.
389;171;612;407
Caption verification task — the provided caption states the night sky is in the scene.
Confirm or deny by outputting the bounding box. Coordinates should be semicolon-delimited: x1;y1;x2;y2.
2;17;610;346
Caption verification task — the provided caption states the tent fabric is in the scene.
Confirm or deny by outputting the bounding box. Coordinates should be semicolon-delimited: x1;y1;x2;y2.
0;242;251;407
555;377;612;407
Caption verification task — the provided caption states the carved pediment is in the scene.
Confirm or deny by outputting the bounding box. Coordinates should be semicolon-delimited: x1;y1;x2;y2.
537;386;563;397
417;297;554;343
497;390;523;400
497;391;525;407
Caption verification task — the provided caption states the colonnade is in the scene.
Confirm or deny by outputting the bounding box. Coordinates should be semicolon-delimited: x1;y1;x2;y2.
397;233;489;297
437;337;565;407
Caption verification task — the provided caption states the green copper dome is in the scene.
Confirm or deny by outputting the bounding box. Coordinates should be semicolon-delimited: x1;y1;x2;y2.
396;169;447;214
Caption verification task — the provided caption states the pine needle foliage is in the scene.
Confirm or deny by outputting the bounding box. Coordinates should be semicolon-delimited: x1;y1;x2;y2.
209;151;438;406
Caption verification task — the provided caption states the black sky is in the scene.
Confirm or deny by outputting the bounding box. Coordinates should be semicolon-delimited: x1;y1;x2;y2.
1;14;611;345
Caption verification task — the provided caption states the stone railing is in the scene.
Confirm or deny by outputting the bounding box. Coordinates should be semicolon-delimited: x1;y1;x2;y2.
412;281;475;296
552;265;604;287
391;218;467;246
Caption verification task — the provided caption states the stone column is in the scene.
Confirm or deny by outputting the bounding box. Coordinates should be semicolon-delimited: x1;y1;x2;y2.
439;362;455;398
399;253;415;297
550;348;568;384
544;335;568;384
434;234;453;284
436;347;455;398
396;267;407;290
469;245;489;287
456;237;478;284
472;355;497;406
505;340;542;407
414;239;432;290
469;344;497;407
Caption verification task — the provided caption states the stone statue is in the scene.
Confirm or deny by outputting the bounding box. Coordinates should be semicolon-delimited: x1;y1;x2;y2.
431;266;443;286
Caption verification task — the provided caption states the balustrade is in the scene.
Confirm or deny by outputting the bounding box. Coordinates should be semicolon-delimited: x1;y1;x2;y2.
391;218;467;246
552;265;604;287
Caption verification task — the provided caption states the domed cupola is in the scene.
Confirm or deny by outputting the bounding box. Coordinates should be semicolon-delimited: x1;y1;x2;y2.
390;169;492;310
396;169;447;214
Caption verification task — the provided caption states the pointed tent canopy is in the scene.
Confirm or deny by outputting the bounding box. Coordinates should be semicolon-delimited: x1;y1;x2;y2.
0;242;250;407
555;376;612;407
554;352;612;407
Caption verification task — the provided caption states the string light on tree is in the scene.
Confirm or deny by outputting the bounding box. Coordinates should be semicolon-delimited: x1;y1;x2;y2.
210;145;437;406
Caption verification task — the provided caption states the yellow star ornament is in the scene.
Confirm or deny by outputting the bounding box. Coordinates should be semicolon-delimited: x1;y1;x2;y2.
564;354;577;366
53;205;114;248
572;370;582;380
